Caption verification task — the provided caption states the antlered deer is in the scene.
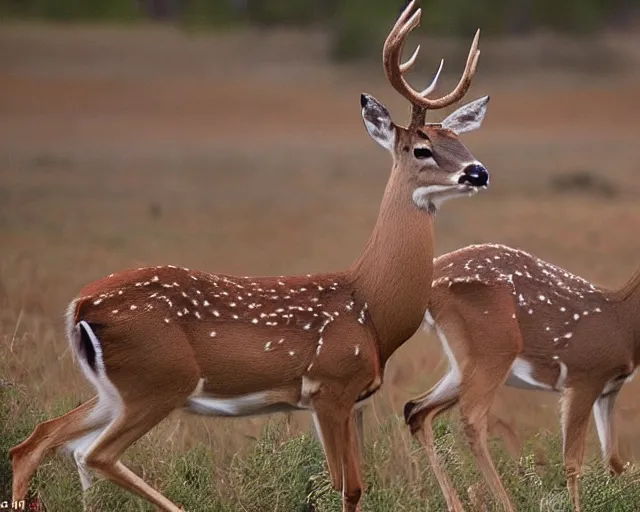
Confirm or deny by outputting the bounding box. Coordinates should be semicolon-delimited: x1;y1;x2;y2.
11;2;491;510
404;243;639;512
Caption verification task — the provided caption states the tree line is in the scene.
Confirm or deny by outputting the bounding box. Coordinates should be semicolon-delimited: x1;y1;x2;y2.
1;0;637;60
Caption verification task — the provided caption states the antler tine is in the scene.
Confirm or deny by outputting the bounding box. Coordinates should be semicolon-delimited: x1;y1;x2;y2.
383;0;418;55
419;58;444;97
423;29;481;110
399;45;420;73
394;9;422;68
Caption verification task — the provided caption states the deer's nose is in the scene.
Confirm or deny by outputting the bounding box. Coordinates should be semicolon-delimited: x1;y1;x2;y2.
459;163;489;187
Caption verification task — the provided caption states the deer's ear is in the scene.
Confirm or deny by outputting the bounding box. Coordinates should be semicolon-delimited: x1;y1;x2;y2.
441;96;490;135
360;93;396;151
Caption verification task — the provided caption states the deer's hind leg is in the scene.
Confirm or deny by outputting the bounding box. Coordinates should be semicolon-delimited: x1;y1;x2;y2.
80;397;189;512
10;396;108;501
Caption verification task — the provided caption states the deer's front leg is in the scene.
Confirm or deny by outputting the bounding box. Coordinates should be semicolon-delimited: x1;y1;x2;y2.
353;407;365;459
311;410;343;490
341;408;364;512
10;396;102;501
313;395;364;512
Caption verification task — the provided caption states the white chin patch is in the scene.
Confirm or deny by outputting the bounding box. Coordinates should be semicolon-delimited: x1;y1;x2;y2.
412;185;478;213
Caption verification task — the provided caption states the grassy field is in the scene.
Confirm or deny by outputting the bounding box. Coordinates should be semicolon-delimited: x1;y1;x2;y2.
1;24;640;511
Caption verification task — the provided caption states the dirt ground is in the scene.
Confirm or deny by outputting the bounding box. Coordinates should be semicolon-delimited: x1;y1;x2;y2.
1;23;640;467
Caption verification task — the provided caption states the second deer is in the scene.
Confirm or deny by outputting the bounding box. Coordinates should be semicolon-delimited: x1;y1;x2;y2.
404;243;639;512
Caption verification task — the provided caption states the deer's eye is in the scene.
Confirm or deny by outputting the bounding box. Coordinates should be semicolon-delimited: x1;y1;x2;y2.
413;147;433;159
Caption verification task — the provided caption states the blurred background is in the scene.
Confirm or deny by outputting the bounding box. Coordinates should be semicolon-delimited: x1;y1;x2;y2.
1;0;639;53
1;0;640;509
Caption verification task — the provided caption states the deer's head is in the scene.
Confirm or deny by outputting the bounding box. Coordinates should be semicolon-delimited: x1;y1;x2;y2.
362;0;490;213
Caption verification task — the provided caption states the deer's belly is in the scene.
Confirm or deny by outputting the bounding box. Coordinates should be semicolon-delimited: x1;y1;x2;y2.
183;378;303;417
184;393;299;417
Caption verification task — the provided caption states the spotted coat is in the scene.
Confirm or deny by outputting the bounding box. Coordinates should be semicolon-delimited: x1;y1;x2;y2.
74;266;376;396
429;243;637;389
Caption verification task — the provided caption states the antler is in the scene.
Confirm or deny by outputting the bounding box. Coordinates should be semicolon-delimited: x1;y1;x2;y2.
383;0;481;129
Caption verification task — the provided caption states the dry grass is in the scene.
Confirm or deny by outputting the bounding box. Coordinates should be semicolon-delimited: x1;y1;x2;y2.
1;24;640;510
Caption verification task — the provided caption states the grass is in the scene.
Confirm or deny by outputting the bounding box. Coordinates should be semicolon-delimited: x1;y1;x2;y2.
2;385;640;511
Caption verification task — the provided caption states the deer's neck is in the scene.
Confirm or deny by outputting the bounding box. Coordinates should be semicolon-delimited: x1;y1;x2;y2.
350;170;434;364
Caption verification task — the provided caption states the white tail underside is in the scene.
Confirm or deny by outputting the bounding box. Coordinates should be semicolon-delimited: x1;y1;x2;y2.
63;313;124;490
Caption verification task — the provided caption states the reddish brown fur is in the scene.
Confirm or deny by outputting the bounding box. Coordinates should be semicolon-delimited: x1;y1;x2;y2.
405;243;640;512
73;267;390;395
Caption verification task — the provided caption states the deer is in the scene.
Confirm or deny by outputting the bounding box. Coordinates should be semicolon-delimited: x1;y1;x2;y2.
402;243;639;512
9;2;492;511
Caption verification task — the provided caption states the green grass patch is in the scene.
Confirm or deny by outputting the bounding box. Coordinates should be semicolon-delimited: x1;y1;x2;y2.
2;398;640;511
